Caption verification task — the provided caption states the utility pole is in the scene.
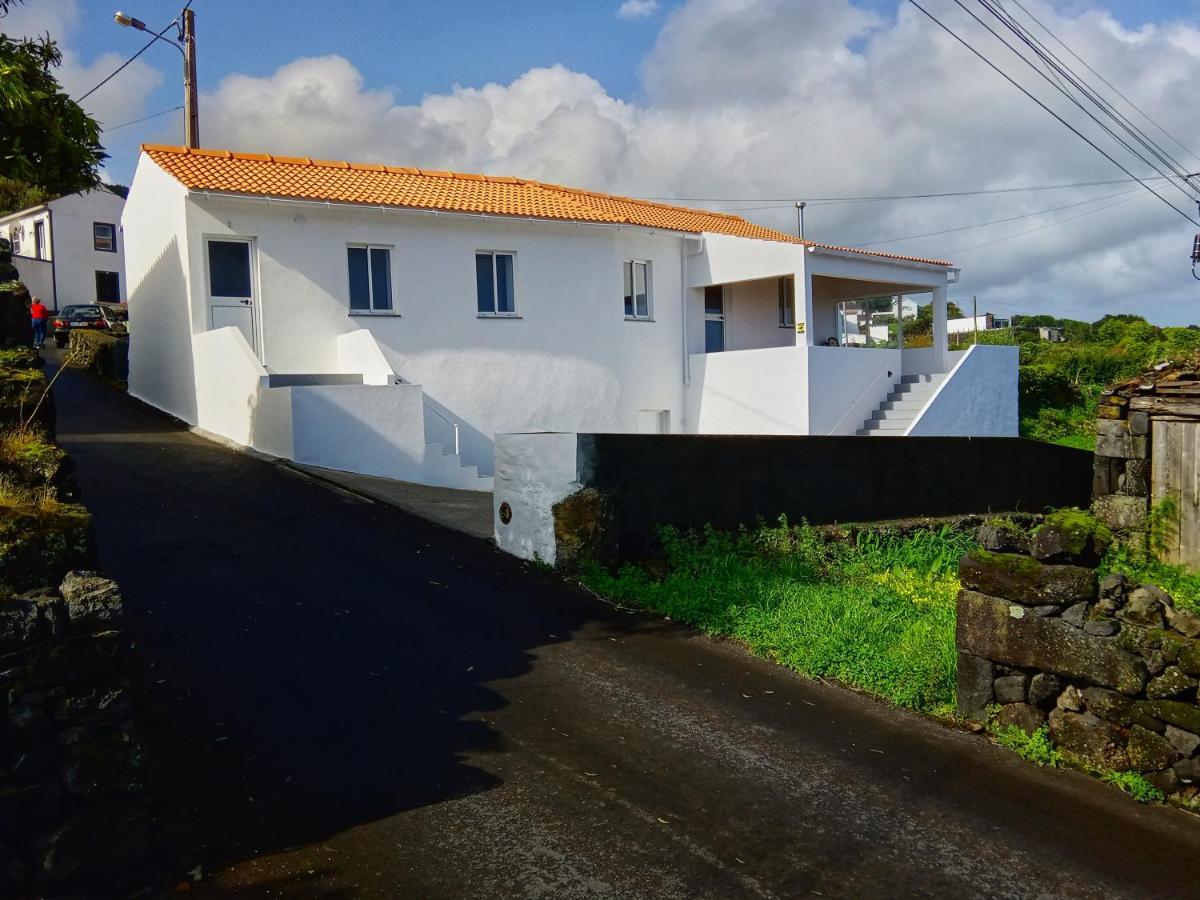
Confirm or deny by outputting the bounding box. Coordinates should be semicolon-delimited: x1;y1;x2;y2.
182;8;198;148
795;201;806;240
973;295;978;345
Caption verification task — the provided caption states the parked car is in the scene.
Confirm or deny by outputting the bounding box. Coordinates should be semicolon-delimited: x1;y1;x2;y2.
98;303;129;334
50;304;111;348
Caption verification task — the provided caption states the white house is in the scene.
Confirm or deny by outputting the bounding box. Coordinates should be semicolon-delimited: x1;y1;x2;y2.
0;188;127;309
121;145;1017;492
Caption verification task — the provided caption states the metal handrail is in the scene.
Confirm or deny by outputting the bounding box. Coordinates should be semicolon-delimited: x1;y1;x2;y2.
826;363;897;436
424;402;460;456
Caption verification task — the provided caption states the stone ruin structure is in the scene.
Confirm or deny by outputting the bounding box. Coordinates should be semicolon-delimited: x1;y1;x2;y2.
957;513;1200;798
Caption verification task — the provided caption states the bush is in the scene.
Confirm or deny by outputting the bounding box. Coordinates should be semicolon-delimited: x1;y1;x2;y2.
69;329;127;381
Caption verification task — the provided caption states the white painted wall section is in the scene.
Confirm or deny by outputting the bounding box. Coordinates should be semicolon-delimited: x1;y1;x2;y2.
807;347;901;435
905;344;1019;437
337;329;395;385
493;433;582;565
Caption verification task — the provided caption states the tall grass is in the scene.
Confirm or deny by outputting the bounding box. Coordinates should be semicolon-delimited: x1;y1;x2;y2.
582;520;975;711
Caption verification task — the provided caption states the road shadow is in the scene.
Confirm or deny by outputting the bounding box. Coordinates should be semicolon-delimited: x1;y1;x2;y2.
49;361;640;879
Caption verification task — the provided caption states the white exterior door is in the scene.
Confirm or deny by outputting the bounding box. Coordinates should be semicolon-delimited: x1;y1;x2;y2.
205;238;258;355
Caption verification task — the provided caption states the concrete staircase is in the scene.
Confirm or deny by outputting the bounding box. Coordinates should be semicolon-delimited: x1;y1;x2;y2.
857;373;945;436
422;438;493;491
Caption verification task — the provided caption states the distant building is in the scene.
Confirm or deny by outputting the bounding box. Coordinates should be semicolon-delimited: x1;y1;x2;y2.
0;188;127;310
946;313;995;335
1039;325;1065;342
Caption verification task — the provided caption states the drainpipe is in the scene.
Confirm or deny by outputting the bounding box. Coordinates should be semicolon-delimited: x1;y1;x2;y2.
47;207;58;311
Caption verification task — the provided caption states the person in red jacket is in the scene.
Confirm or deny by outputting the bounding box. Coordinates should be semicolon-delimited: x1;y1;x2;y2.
30;296;49;349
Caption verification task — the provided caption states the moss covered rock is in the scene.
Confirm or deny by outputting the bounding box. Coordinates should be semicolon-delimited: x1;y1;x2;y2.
959;548;1096;606
1030;508;1113;566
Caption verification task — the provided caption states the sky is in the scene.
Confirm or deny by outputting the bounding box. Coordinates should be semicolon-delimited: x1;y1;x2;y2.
5;0;1200;324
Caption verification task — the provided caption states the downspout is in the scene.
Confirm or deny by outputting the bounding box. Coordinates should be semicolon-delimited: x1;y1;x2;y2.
682;236;705;386
47;207;58;311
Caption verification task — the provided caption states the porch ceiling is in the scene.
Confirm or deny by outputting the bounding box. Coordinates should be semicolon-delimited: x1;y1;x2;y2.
811;274;932;304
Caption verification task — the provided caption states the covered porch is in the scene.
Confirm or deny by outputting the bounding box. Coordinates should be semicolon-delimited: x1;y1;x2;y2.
681;235;1014;438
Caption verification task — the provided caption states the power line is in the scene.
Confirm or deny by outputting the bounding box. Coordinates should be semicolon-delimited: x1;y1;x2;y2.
100;105;183;134
903;0;1200;226
77;1;193;103
948;190;1143;256
1005;0;1200;166
641;172;1196;206
851;186;1142;246
964;0;1199;205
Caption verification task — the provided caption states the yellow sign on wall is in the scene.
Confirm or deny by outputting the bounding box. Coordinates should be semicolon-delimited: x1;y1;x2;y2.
795;322;806;334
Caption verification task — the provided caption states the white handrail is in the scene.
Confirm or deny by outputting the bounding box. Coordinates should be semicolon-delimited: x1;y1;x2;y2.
424;402;460;456
826;363;897;435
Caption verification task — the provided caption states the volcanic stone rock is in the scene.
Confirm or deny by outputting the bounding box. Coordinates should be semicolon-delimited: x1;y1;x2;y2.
1173;757;1200;783
1032;605;1062;617
958;551;1096;606
1127;725;1181;772
1093;495;1148;532
0;600;43;653
976;518;1029;554
1179;640;1200;676
1083;687;1164;732
1028;673;1063;708
59;572;121;628
957;590;1148;695
995;703;1046;735
1165;725;1200;757
955;653;994;719
1057;685;1085;711
1137;700;1200;735
1095;419;1147;460
1146;768;1180;795
1061;602;1089;628
1119;587;1168;629
1166;607;1200;640
1048;709;1131;769
1098;572;1129;608
993;674;1029;705
1030;509;1113;566
1146;666;1198;701
1143;650;1169;677
1083;620;1119;637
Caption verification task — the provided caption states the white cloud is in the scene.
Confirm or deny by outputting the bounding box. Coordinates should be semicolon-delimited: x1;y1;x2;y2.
617;1;660;20
2;0;164;135
196;0;1200;324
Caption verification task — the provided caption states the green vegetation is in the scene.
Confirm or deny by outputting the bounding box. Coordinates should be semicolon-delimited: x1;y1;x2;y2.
1035;507;1113;554
955;314;1200;449
989;722;1063;768
581;519;975;711
1100;770;1165;803
1099;545;1200;611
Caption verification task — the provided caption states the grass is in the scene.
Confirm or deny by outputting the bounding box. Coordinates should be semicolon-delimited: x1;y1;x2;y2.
1099;544;1200;612
581;519;975;711
1101;771;1165;803
989;723;1063;768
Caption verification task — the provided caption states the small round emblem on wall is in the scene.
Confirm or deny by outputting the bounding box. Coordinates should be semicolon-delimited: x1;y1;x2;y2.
498;501;513;525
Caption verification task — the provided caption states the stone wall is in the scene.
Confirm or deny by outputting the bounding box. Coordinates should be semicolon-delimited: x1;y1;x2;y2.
0;572;152;894
1090;393;1150;546
956;513;1200;798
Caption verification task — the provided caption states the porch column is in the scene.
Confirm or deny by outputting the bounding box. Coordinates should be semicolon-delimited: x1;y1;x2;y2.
795;264;814;347
932;283;949;369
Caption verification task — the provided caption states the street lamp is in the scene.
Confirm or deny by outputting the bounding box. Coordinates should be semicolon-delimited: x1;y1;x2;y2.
114;7;199;148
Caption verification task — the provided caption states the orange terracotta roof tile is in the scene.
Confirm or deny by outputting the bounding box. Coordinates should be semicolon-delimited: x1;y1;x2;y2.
140;145;952;266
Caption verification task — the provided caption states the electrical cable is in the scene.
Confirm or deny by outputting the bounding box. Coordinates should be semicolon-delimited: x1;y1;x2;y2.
903;0;1200;226
100;104;183;134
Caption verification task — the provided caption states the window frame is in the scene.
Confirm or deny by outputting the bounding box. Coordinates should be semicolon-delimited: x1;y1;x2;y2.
475;250;519;318
33;220;45;259
623;259;654;321
204;237;256;301
777;276;795;328
95;270;120;303
345;243;397;315
93;222;117;253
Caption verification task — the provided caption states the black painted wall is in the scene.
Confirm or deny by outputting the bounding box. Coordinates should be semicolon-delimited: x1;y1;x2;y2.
578;434;1092;559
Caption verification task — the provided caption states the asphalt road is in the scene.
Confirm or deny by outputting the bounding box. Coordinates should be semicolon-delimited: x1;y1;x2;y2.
51;360;1200;899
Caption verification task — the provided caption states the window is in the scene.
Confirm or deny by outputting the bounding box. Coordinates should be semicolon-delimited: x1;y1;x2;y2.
347;245;393;312
207;239;252;298
93;222;116;253
95;271;120;303
476;251;516;315
623;260;652;319
33;221;45;259
8;228;19;256
778;277;795;327
704;285;725;353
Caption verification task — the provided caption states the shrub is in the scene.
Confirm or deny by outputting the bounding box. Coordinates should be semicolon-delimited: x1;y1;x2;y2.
990;723;1063;767
69;329;127;381
1101;771;1164;803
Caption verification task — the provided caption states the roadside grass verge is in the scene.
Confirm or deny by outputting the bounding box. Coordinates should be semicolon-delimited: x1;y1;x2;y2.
581;520;974;712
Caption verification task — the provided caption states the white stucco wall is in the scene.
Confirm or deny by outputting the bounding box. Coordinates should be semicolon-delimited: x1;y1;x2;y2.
124;159;196;422
182;194;695;474
685;346;809;434
192;326;273;447
47;190;127;307
807;347;902;435
725;278;794;352
492;432;582;564
905;344;1019;437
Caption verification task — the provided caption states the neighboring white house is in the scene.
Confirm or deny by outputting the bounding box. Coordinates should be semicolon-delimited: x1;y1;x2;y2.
121;145;1018;491
0;188;127;309
947;313;997;335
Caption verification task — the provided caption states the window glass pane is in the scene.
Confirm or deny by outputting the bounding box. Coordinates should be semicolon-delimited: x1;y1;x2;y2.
347;247;370;310
209;240;252;298
476;253;495;313
634;262;648;318
369;247;392;310
704;284;724;315
705;319;725;353
623;261;634;317
778;278;794;325
94;223;114;251
496;253;515;313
